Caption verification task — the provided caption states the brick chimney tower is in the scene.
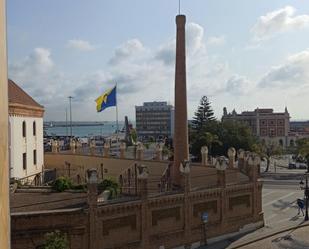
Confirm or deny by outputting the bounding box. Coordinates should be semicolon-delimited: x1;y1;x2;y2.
172;14;189;188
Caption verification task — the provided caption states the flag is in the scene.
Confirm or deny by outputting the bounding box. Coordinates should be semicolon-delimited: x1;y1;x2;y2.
95;86;117;112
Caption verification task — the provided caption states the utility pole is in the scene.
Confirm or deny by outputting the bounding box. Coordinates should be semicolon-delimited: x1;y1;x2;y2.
0;0;11;247
65;108;68;137
68;96;73;137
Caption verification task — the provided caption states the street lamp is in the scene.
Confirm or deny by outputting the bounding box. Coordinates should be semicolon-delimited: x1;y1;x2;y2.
68;96;73;137
299;169;309;221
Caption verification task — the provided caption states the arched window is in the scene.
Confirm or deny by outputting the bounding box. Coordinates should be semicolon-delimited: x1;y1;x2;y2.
33;121;36;136
22;121;26;137
290;140;295;147
279;139;283;146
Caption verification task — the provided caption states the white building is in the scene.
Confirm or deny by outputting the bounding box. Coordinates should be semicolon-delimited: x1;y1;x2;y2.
8;79;44;183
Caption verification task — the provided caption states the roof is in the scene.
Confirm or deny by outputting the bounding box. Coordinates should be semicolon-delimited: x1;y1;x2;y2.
8;79;43;109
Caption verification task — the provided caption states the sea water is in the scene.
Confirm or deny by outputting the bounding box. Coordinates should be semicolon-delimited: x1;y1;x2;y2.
44;121;125;137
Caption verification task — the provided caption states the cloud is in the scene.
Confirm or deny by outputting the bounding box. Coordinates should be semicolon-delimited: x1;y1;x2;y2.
155;40;175;65
109;39;145;65
67;39;96;51
225;74;253;94
186;23;205;54
9;47;74;111
10;47;53;75
251;6;309;41
10;22;270;121
207;35;225;46
259;49;309;88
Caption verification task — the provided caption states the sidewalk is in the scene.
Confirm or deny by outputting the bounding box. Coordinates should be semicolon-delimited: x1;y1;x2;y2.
199;222;309;249
227;222;309;249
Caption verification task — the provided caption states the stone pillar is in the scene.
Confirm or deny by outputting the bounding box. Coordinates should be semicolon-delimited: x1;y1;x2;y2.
89;140;96;155
0;0;10;246
52;140;59;153
247;153;260;182
70;139;76;154
216;157;227;187
136;142;144;161
173;14;189;188
201;146;208;166
103;142;110;158
227;147;236;169
87;169;98;249
120;142;126;159
215;157;227;227
237;149;245;172
137;166;149;248
247;153;261;219
76;141;82;154
155;143;163;161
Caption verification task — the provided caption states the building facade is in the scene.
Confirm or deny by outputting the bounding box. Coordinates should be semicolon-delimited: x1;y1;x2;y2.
135;101;174;141
222;107;290;147
8;79;44;181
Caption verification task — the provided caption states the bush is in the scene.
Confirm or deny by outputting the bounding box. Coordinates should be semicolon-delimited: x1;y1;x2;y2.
43;230;69;249
71;184;87;191
98;178;119;199
52;177;72;192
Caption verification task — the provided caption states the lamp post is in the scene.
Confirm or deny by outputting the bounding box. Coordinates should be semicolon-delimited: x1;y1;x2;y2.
68;96;73;137
299;167;309;221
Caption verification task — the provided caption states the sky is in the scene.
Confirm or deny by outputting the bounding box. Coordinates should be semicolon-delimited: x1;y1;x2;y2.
7;0;309;122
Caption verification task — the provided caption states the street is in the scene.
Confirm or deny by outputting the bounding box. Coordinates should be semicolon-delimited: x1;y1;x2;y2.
262;181;304;231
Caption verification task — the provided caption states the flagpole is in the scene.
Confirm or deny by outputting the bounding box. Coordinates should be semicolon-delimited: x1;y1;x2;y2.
115;83;119;143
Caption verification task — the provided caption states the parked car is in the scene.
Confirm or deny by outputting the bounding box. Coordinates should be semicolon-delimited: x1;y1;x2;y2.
288;163;296;169
298;163;307;169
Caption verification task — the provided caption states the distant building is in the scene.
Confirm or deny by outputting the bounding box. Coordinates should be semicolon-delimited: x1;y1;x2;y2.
135;101;174;141
290;121;309;132
8;79;44;182
222;107;290;147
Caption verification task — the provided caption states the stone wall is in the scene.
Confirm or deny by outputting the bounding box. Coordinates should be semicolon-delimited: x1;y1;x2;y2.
11;209;88;249
24;150;265;249
11;179;263;249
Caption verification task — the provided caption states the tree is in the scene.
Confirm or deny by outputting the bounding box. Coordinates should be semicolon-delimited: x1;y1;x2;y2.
190;131;222;160
214;121;258;156
296;138;309;166
43;230;69;249
98;177;120;199
252;141;282;172
191;96;215;133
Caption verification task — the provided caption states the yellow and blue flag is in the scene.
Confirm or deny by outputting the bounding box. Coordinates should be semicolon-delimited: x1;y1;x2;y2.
95;86;117;112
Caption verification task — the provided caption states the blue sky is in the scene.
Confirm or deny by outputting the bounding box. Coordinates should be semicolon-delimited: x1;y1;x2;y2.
7;0;309;121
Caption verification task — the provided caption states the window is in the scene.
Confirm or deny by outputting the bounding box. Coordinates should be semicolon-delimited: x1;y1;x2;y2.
33;150;37;165
22;153;27;170
269;128;276;136
290;140;295;147
33;121;36;136
22;121;26;137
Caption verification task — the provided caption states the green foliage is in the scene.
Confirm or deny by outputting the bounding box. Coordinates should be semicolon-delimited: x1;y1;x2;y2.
190;119;258;159
252;141;283;172
215;121;258;155
70;184;87;191
130;128;138;144
191;96;216;133
296;138;309;164
98;177;120;199
52;177;72;192
43;230;69;249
